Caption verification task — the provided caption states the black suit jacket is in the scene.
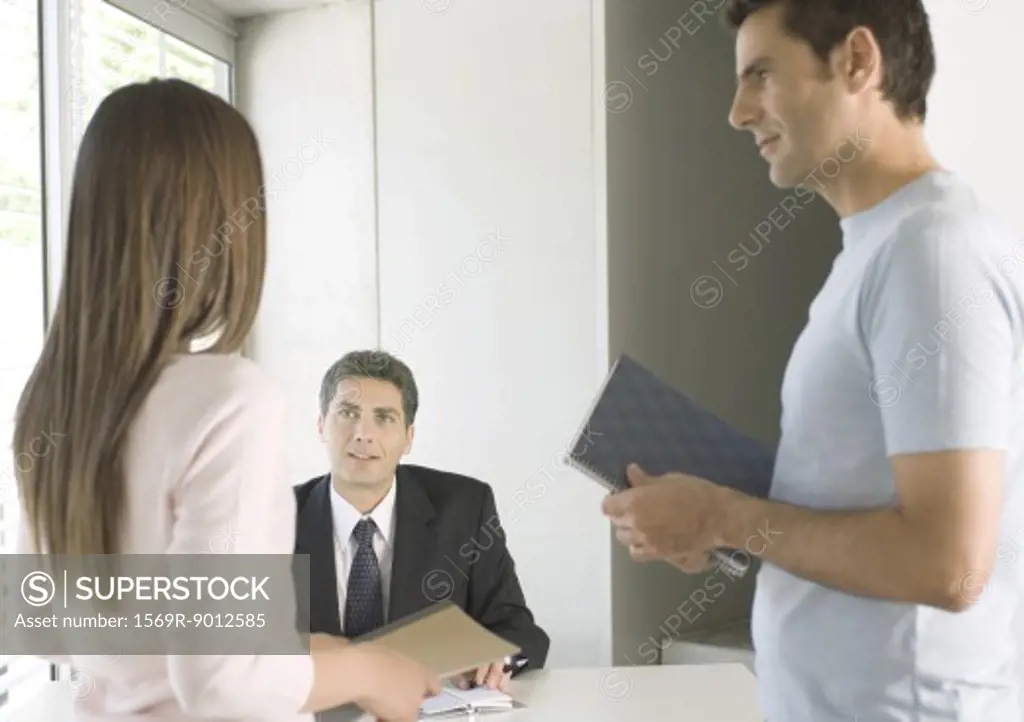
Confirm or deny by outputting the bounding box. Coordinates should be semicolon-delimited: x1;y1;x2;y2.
293;463;549;673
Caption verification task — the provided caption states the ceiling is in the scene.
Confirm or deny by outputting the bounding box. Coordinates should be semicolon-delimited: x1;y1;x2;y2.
207;0;345;19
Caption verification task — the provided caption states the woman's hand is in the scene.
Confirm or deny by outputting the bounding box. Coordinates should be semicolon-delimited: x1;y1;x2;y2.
352;643;441;722
308;633;349;652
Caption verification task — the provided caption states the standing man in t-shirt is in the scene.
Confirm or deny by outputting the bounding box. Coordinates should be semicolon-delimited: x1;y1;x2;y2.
602;2;1024;721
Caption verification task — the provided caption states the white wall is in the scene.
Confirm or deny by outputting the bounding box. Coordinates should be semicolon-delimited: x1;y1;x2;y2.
603;0;840;664
372;0;611;668
238;1;613;667
925;0;1022;229
236;4;378;482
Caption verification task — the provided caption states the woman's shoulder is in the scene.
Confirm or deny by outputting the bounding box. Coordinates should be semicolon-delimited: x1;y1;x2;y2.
162;353;283;403
122;354;289;507
143;353;287;437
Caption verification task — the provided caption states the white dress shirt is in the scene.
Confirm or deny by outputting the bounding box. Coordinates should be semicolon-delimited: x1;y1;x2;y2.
329;479;397;631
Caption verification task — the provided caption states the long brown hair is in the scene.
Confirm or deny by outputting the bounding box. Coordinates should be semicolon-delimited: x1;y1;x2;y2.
14;78;267;555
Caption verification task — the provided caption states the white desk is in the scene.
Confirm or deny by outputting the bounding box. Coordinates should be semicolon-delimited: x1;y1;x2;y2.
19;681;74;720
502;664;763;721
28;663;763;721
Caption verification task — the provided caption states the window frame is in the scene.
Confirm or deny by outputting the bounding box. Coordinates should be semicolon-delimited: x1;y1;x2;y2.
105;0;237;65
3;1;239;716
40;0;238;314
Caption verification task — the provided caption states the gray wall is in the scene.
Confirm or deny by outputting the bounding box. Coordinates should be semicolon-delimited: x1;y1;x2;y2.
604;0;841;664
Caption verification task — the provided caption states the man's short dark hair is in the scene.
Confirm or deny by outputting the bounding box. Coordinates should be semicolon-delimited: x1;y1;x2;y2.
724;0;935;121
319;350;419;426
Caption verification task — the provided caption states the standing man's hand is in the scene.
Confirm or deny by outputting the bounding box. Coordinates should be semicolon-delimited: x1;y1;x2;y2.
665;551;719;574
601;463;734;564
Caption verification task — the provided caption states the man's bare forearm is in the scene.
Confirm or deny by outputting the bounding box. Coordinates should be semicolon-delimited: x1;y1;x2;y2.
719;492;973;611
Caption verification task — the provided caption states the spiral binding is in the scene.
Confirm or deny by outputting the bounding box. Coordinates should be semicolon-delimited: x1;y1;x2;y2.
565;453;622;493
567;453;749;580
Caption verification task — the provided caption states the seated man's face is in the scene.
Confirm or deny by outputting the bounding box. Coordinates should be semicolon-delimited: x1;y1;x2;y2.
318;376;413;488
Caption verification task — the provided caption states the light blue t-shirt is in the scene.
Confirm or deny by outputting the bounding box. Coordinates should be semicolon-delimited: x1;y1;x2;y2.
753;170;1024;722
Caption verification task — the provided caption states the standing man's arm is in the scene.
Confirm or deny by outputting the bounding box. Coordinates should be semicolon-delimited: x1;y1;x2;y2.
608;222;1015;612
718;448;1003;611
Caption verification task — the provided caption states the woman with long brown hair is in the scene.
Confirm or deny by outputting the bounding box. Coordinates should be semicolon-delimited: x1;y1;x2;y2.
13;78;439;721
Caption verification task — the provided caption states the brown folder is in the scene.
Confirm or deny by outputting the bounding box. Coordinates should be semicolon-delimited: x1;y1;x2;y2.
352;601;521;678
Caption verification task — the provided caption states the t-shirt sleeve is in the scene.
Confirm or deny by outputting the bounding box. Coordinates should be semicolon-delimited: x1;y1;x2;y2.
860;215;1016;456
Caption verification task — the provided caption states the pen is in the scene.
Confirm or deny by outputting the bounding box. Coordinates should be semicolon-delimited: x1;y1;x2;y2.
502;656;528;674
468;656;528;688
466;657;528;690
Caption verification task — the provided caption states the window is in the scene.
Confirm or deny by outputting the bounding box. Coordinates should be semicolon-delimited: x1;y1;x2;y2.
0;1;235;717
0;0;49;712
70;0;231;147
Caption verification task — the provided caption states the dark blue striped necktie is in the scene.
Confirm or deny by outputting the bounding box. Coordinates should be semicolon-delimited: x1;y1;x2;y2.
344;518;384;637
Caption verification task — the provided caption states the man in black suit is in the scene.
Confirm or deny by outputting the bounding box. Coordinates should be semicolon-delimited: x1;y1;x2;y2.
294;350;549;691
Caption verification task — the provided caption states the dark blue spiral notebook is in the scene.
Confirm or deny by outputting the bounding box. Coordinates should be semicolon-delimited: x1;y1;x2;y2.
568;354;776;575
